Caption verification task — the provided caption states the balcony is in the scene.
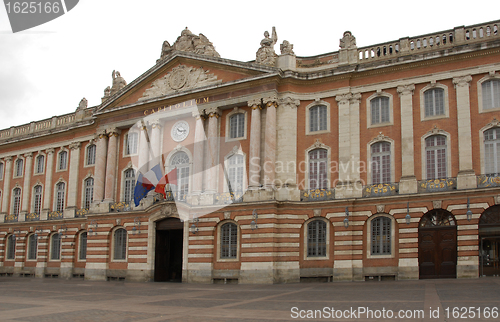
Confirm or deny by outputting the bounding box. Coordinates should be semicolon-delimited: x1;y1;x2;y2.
418;178;457;193
300;188;335;202
4;214;18;223
363;183;399;198
25;213;40;222
477;174;500;188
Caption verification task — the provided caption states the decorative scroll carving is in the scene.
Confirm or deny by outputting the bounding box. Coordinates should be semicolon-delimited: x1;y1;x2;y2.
141;65;221;100
278;97;300;109
159;27;220;61
256;27;278;66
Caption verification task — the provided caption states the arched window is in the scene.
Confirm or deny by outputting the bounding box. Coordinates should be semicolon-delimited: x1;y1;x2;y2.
14;158;23;177
482;79;500;110
27;233;37;260
425;135;447;179
170;151;190;199
309;105;327;132
484;128;500;175
371;142;391;184
79;232;87;260
55;182;65;212
307;219;327;257
12;188;21;215
33;185;43;215
123;169;136;204
83;178;94;209
35;155;44;174
113;228;127;260
125;132;138;155
86;144;96;165
229;113;245;139
6;234;16;260
370;96;390;124
50;233;61;260
308;149;327;189
58;151;67;170
371;216;391;255
226;154;244;193
220;222;238;259
424;88;445;117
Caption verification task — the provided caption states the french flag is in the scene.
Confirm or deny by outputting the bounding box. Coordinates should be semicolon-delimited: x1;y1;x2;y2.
133;163;163;206
154;168;178;198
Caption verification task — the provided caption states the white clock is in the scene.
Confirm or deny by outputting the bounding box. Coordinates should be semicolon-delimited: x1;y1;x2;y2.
171;120;189;142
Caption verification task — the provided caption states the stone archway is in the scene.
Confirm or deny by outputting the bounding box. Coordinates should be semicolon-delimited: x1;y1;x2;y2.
418;209;457;279
154;217;184;282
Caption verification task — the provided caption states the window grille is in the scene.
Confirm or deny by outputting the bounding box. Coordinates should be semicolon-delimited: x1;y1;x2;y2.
482;79;500;110
113;228;127;260
58;151;67;170
307;220;327;257
424;88;445;116
6;235;15;260
86;144;96;165
227;154;244;193
12;188;21;215
170;152;190;199
371;97;390;124
425;135;447;179
35;155;44;174
309;105;327;132
79;232;87;260
56;182;65;212
371;142;391;184
51;233;61;260
485;128;500;175
28;234;37;260
124;169;136;204
83;178;94;209
15;159;23;177
371;216;391;255
229;113;245;138
308;149;328;189
126;132;138;155
33;185;42;215
220;222;237;258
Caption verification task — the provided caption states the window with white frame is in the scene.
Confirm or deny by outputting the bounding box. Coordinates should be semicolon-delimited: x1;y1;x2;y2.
12;188;21;215
424;88;445;117
6;234;15;260
0;162;3;180
170;151;189;200
308;149;328;189
307;219;327;257
229;113;245;139
125;132;138;155
123;169;135;204
484;128;500;175
482;79;500;110
86;144;96;165
309;105;327;132
55;182;65;212
27;233;37;260
14;158;23;177
35;155;44;174
370;96;390;125
371;142;391;184
50;233;61;260
220;222;237;259
58;151;67;170
226;154;244;193
33;185;42;215
113;228;127;260
425;135;447;179
83;178;94;209
79;232;87;260
371;216;391;255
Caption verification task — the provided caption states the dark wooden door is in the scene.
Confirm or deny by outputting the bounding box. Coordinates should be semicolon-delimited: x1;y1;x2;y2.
155;218;183;282
419;226;457;279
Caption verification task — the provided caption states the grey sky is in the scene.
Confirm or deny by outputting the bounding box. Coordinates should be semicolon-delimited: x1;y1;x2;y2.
0;0;497;130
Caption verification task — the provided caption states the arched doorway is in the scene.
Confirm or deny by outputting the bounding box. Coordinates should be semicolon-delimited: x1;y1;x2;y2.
418;209;457;279
155;217;183;282
479;205;500;276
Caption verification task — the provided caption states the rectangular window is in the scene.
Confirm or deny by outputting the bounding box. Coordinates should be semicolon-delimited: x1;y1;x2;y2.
28;234;37;260
58;151;67;170
33;185;42;215
15;159;23;177
79;232;87;260
307;220;327;257
7;235;16;260
86;144;96;165
229;113;245;139
36;155;44;174
371;97;390;124
371;217;391;255
483;80;500;110
424;88;445;117
51;234;61;260
309;105;327;132
0;162;4;180
126;132;138;155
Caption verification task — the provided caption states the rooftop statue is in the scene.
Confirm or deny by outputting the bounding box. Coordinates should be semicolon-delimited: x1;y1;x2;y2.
159;27;220;61
110;70;127;96
280;40;294;55
339;31;356;49
77;97;87;110
256;27;278;66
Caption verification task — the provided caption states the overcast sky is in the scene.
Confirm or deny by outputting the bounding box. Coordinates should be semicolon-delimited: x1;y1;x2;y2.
0;1;497;130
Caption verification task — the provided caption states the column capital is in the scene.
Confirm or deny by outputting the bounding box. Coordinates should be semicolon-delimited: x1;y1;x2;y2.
335;93;352;104
148;119;162;129
278;97;300;109
453;75;472;88
3;156;13;163
45;148;55;155
69;142;81;150
349;93;362;104
107;128;121;137
23;152;33;159
397;84;415;96
205;106;220;118
248;98;262;109
262;94;278;107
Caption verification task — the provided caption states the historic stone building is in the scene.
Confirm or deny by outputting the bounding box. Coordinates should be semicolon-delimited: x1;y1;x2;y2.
1;21;500;283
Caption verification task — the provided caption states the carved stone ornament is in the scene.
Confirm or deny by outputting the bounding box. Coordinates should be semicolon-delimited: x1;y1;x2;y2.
397;84;415;96
278;97;300;109
313;209;321;217
339;31;356;49
452;75;472;88
141;65;221;100
77;97;88;110
310;139;328;150
280;40;294;55
110;70;127;96
428;125;446;136
335;93;352;104
159;27;220;61
432;200;442;209
256;27;278;66
224;212;231;220
374;132;390;142
376;205;385;213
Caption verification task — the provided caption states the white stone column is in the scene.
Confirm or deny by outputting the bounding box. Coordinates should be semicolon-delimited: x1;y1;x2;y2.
453;75;476;189
336;93;351;183
20;153;33;218
65;142;81;218
248;98;262;189
1;156;12;214
349;93;362;184
92;132;107;204
104;129;120;202
204;108;220;194
42;149;54;219
149;119;162;160
192;113;206;194
398;84;417;193
276;97;299;201
138;123;150;172
263;96;277;190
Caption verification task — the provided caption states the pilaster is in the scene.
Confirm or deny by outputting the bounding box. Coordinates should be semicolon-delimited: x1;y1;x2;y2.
263;95;277;190
104;129;120;202
248;98;262;189
41;149;54;219
398;84;418;194
1;156;12;214
204;107;220;194
65;142;81;218
92;131;107;206
192;113;206;195
21;153;33;216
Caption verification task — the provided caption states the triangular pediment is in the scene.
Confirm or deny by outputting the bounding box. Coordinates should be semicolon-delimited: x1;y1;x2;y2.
96;52;278;114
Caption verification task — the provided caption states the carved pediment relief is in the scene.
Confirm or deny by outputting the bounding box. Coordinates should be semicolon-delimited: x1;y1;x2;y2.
140;65;221;101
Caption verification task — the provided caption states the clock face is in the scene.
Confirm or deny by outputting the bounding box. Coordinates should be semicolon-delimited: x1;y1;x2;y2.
171;120;190;142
